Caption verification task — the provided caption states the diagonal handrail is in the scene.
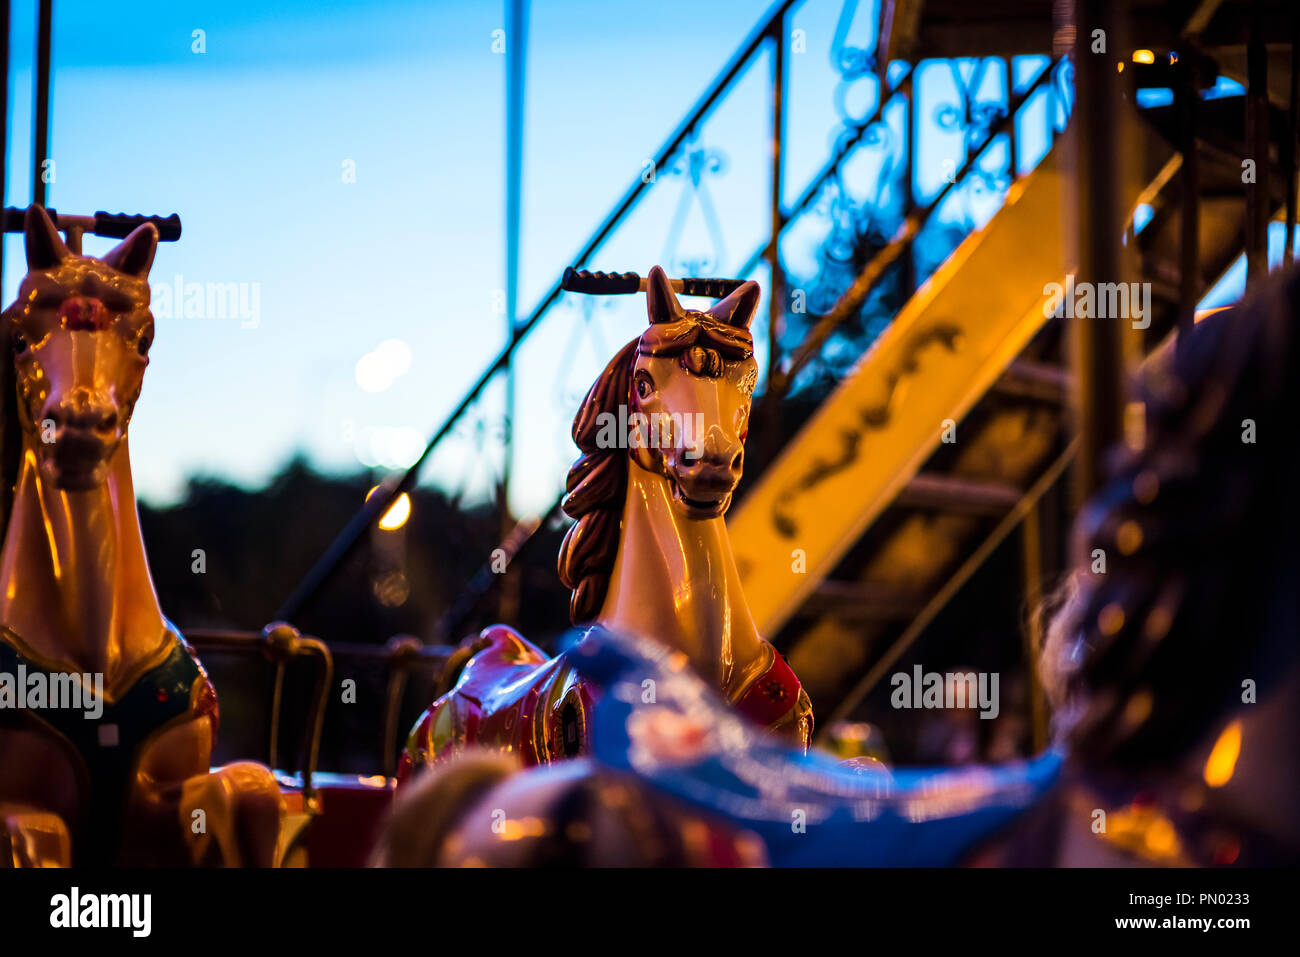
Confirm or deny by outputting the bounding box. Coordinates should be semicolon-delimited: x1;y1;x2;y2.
274;0;802;622
433;57;1066;641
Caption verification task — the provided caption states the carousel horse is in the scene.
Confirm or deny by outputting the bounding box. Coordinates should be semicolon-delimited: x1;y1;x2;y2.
970;264;1300;867
0;205;283;866
399;266;812;781
381;627;1059;866
380;266;1300;868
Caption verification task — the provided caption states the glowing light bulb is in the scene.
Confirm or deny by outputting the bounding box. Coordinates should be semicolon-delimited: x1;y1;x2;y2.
1203;720;1242;788
366;485;411;530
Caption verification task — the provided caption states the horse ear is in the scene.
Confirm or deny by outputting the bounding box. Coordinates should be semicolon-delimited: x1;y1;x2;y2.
645;265;683;325
24;204;70;271
102;222;159;279
708;279;760;329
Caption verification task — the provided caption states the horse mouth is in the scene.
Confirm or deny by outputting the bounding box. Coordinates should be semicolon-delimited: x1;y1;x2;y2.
666;473;733;518
44;429;115;490
47;460;109;491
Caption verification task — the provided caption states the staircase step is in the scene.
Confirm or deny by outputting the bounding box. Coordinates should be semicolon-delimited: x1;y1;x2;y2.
992;359;1070;403
896;473;1023;516
804;580;926;622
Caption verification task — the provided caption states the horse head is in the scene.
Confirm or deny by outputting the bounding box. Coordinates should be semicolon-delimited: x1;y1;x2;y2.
559;265;760;623
4;205;158;491
632;265;759;518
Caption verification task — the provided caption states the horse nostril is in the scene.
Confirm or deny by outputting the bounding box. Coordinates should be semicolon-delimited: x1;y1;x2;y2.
731;450;743;472
52;404;118;434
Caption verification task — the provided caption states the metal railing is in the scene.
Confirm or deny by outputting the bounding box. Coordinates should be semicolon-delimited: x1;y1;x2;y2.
429;54;1071;640
274;0;804;622
278;1;1067;628
187;625;456;785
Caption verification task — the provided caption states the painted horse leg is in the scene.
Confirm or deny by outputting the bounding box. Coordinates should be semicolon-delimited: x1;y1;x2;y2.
176;764;284;867
0;804;72;867
122;713;285;867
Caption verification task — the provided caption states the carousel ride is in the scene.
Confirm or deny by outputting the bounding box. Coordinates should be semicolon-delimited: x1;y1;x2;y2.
2;0;1298;869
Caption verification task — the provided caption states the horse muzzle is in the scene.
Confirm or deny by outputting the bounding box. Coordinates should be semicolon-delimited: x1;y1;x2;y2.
666;460;740;518
40;419;122;490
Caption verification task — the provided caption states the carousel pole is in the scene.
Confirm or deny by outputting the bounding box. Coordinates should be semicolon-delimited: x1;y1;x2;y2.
1068;0;1130;509
0;0;9;289
1244;0;1269;289
499;0;528;622
760;9;786;461
32;0;51;208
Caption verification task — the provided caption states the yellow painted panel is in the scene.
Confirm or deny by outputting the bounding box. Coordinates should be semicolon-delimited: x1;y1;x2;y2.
730;144;1070;636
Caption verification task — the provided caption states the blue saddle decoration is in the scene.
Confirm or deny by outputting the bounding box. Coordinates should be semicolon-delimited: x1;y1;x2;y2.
568;626;1063;866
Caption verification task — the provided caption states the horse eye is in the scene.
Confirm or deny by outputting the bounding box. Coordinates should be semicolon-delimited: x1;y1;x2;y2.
636;375;653;399
11;332;27;354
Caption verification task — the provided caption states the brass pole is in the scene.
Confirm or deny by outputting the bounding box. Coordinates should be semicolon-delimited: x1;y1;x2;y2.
1069;0;1130;511
1019;502;1049;752
761;12;788;464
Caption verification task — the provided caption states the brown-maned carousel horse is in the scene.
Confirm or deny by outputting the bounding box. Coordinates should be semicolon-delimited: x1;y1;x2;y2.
380;265;1300;870
399;266;812;781
0;205;283;866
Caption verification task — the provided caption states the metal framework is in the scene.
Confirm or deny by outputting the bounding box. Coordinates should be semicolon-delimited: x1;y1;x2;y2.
279;0;1072;625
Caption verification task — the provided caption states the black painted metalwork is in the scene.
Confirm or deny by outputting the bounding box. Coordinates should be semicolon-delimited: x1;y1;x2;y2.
32;0;51;208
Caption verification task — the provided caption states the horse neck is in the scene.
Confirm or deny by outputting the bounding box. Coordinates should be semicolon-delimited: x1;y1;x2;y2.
596;461;765;695
0;436;166;677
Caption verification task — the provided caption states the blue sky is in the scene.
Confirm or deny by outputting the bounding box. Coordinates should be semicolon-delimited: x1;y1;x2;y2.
3;0;1177;518
4;0;804;513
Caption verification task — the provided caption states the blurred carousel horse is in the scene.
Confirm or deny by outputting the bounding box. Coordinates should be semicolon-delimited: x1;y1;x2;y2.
399;266;812;781
0;205;283;866
380;267;1300;868
971;265;1300;867
380;628;1059;866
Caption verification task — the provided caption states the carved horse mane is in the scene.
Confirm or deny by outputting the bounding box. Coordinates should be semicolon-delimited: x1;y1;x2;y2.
558;266;759;623
400;267;811;782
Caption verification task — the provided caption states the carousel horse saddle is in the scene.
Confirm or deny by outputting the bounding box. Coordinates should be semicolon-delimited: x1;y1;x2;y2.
399;625;594;779
0;625;217;864
400;624;813;782
566;628;1063;867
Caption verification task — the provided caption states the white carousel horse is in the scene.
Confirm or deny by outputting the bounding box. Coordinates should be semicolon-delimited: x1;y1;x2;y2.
399;266;811;779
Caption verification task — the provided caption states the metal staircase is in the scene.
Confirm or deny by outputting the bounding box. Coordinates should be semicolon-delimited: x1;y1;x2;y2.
269;0;1298;757
730;32;1295;722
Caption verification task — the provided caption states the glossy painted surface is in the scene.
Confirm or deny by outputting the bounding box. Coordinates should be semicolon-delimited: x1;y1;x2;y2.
570;629;1062;867
401;267;812;783
562;267;787;704
381;628;1057;868
400;621;812;786
0;205;282;867
399;625;595;781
